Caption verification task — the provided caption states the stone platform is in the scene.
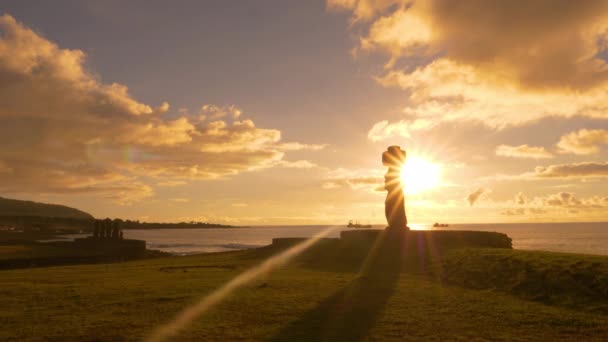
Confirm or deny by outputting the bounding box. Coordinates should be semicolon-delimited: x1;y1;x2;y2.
272;229;512;251
340;229;512;250
51;237;146;258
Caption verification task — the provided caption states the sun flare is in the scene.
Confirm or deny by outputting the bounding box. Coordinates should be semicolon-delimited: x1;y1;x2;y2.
400;155;441;195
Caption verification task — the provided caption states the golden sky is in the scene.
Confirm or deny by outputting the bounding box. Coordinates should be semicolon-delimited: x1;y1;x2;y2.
1;1;607;224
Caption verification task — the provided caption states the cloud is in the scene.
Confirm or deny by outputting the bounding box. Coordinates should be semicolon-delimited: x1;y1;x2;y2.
331;1;608;132
277;160;318;169
277;142;328;151
376;60;608;130
367;119;432;141
495;144;554;159
516;192;527;205
326;0;403;21
484;161;608;182
200;105;242;120
501;208;526;216
0;15;320;203
502;192;608;217
323;168;384;191
500;207;549;216
543;192;582;207
533;162;608;178
466;187;489;206
556;129;608;155
358;1;608;89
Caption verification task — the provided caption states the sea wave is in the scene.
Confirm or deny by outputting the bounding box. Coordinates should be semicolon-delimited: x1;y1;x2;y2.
213;243;261;250
147;243;201;248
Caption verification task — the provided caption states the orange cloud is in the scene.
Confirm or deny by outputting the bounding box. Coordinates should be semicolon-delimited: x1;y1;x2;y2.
557;129;608;155
357;0;608;90
495;144;554;159
367;119;431;141
501;191;608;217
277;160;318;169
324;168;384;191
200;105;242;120
534;162;608;178
515;192;527;205
326;0;403;21
331;1;608;133
0;15;321;204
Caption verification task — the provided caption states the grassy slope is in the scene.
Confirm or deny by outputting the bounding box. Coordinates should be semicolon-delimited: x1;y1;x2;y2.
1;246;608;341
443;248;608;312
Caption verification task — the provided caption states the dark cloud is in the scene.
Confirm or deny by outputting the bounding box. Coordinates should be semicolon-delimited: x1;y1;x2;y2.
333;1;608;135
534;162;608;178
466;187;488;206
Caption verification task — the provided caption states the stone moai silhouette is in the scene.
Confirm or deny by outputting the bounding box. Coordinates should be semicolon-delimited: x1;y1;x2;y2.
103;218;112;238
92;219;123;240
93;220;100;238
382;146;408;231
111;221;119;240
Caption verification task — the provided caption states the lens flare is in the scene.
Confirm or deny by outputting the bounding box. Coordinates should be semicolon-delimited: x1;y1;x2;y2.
146;225;340;342
400;155;441;195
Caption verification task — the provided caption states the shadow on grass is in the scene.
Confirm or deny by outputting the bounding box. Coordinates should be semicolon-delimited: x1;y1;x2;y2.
271;235;403;341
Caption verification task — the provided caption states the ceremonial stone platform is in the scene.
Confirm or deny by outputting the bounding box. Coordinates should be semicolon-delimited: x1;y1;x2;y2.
340;229;512;250
71;237;146;257
45;237;146;260
272;229;511;250
270;229;512;276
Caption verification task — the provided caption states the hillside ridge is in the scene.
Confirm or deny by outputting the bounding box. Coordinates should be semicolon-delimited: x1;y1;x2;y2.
0;197;93;219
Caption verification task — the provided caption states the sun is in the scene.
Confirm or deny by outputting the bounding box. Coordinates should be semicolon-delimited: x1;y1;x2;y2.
400;155;441;195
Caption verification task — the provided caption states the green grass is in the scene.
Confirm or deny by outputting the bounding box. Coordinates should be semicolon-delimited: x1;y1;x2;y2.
1;243;608;341
443;248;608;312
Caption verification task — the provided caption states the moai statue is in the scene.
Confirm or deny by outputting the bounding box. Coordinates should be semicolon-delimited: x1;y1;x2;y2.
93;220;100;238
104;218;113;238
111;221;119;240
382;146;408;232
100;220;105;238
99;220;105;238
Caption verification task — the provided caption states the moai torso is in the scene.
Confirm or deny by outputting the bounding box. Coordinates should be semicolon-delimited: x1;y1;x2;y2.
382;146;408;231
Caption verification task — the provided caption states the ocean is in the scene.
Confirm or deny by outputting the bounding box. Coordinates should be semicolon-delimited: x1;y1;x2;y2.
121;222;608;256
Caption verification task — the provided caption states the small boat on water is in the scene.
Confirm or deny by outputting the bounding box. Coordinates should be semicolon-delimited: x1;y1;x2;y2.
347;220;372;228
433;222;449;228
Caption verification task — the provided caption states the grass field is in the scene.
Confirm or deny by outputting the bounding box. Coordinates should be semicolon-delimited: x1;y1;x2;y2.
1;239;608;341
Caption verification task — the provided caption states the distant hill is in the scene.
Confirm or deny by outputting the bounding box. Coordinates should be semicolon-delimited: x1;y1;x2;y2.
0;197;93;220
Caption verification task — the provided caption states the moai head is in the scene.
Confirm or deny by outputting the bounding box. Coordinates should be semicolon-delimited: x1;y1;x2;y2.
382;146;406;168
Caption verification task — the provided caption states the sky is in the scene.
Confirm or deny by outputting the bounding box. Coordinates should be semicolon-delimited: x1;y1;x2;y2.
1;0;607;224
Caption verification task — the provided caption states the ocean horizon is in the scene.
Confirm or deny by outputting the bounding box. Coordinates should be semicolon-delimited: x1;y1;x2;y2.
115;222;608;256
